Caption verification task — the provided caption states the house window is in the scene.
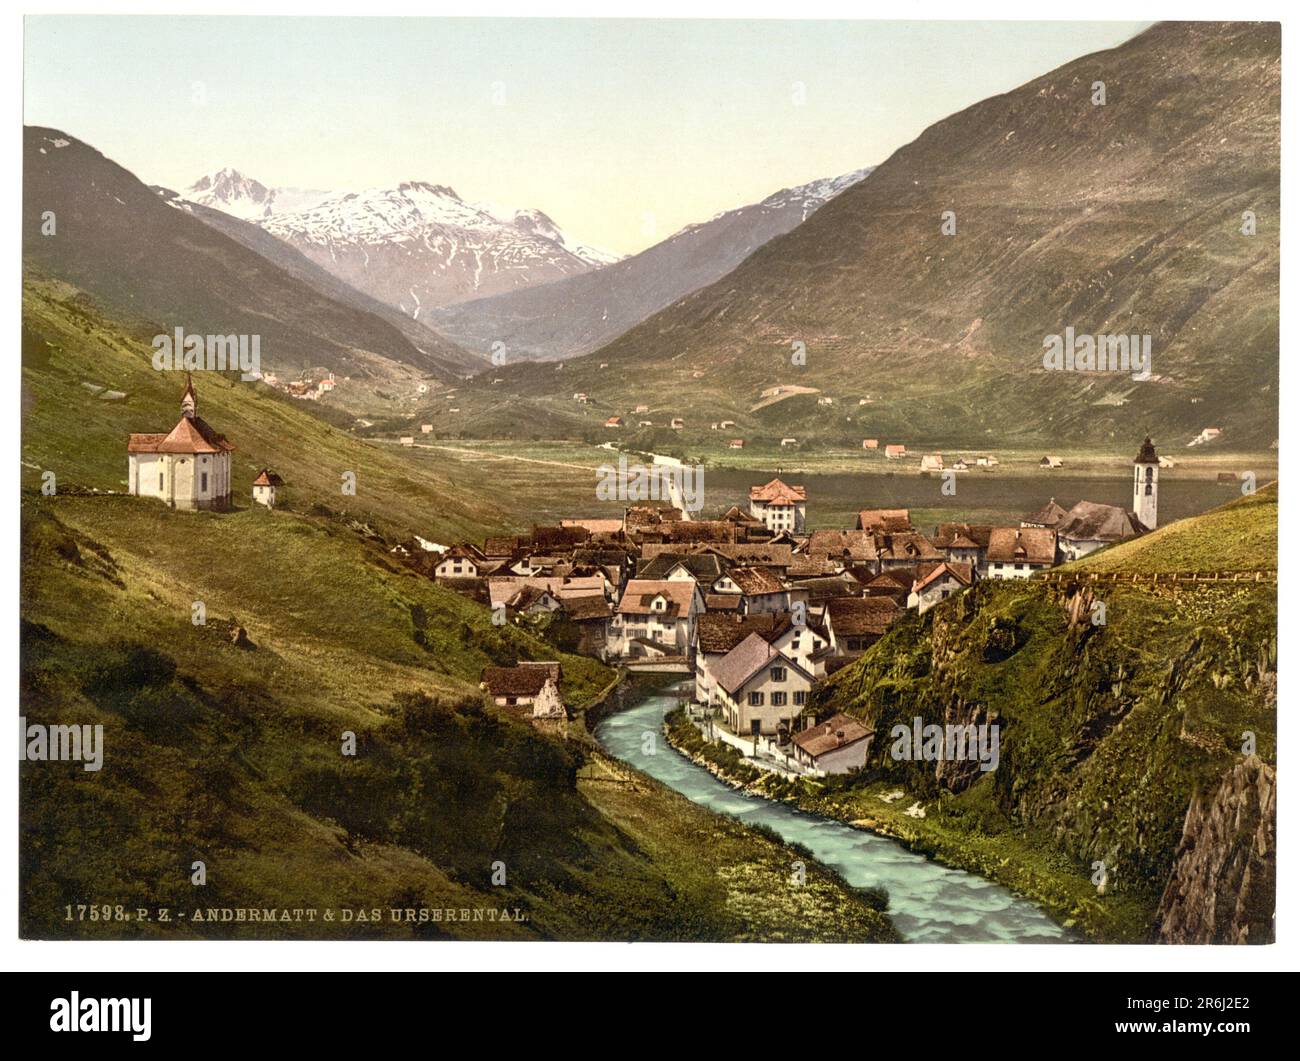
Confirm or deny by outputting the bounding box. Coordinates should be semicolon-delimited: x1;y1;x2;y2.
794;691;806;706
159;472;164;490
748;691;764;706
770;666;786;682
1145;484;1152;496
771;691;787;707
201;472;209;493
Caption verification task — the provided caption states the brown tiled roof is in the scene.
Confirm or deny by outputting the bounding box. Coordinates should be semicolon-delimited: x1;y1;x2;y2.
252;469;283;487
986;527;1057;564
561;519;624;535
807;530;879;562
878;532;943;563
827;596;900;636
696;612;793;654
638;553;724;581
561;594;612;622
933;523;994;549
128;414;233;455
481;666;551;697
1056;502;1148;543
617;579;697;617
856;508;912;533
483;535;522;557
749;478;806;504
913;561;974;593
726;566;786;596
718;505;762;525
1021;499;1067;528
797;576;861;601
711;633;811;695
792;713;871;758
704;594;743;612
785;554;841;578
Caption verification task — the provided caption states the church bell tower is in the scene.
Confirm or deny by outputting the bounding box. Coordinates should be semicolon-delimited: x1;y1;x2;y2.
1134;435;1158;529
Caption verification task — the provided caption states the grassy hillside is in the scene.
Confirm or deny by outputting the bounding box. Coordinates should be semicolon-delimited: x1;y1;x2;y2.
802;488;1276;941
20;287;898;942
21;279;524;543
451;22;1278;452
1065;481;1277;573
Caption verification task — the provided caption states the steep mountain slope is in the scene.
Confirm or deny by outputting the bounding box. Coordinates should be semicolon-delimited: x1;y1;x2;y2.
184;167;332;220
22;128;477;382
431;168;871;362
155;188;482;378
487;21;1278;449
809;484;1276;942
260;182;617;317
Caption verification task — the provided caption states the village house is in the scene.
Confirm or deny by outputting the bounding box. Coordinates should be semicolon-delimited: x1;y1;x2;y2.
711;632;816;738
1039;455;1064;469
806;530;879;572
127;376;234;511
728;438;745;449
748;477;807;533
933;522;994;573
709;565;791;614
608;578;703;658
909;561;975;614
876;531;944;569
634;404;649;413
817;396;834;406
480;662;564;718
791;713;872;774
863;439;879;449
919;453;944;473
251;469;283;508
884;444;907;459
434;543;490;581
670;417;685;430
1055;501;1148;561
780;437;798;448
605;416;624;428
1021;498;1067;529
421;423;433;434
985;527;1058;578
558;594;613;659
824;596;900;657
856;508;913;534
720;420;736;429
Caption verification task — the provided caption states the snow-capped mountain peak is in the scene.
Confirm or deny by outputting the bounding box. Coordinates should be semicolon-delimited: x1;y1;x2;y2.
184;168;333;221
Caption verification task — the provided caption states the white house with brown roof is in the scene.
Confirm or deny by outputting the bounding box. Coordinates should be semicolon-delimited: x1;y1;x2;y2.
712;632;815;737
824;596;899;656
608;578;703;658
986;527;1058;578
435;544;489;581
1055;501;1148;561
709;565;791;614
127;377;233;510
748;477;806;533
251;469;283;508
792;713;872;774
909;561;975;614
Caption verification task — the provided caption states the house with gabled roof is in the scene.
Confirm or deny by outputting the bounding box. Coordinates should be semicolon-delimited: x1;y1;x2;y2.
1055;501;1148;561
127;376;234;510
876;531;944;569
791;713;872;774
711;632;816;738
933;522;995;573
824;596;900;656
884;444;907;459
251;469;283;508
986;527;1057;578
609;578;703;658
748;477;806;533
855;508;913;534
909;561;975;614
434;543;489;581
709;565;791;614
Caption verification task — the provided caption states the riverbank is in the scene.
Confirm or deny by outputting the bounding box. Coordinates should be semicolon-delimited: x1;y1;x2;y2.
663;709;1146;943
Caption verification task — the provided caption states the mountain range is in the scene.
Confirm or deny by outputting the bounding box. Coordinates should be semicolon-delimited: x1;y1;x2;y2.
429;168;871;362
477;21;1279;449
189;171;620;317
23;128;480;383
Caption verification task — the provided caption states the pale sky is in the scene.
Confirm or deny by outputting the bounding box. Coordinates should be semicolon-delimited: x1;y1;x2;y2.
25;17;1150;256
